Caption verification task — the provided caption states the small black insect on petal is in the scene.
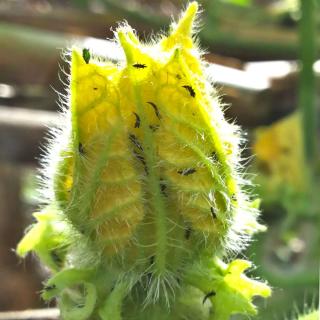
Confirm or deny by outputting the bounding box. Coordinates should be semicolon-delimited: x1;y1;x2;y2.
50;250;63;267
182;85;196;97
129;134;143;151
177;168;196;176
129;134;148;174
133;150;148;175
133;112;141;128
82;48;91;64
210;151;218;162
44;284;57;291
203;291;216;304
149;124;159;132
133;150;145;165
147;101;161;120
231;194;237;201
160;179;167;197
78;143;85;155
185;226;192;240
133;63;147;69
210;207;217;219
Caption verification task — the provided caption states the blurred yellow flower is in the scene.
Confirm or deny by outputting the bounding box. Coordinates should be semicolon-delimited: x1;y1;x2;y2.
253;112;306;191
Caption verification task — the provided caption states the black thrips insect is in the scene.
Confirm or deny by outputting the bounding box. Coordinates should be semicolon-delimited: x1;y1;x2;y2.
133;150;145;165
185;226;192;240
182;85;196;97
210;207;217;219
210;151;218;162
133;112;141;128
149;124;159;132
133;150;148;175
177;168;196;176
160;182;167;196
203;291;216;304
133;63;147;69
129;134;143;151
147;102;161;119
78;143;85;155
44;284;57;291
50;250;63;266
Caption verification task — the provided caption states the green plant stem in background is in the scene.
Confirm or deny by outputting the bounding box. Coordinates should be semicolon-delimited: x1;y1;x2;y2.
298;0;317;164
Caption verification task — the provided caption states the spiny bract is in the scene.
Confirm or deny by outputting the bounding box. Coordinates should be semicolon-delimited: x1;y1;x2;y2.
17;2;270;319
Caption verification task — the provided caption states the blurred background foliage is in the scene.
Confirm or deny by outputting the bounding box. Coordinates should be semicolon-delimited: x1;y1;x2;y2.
0;0;319;319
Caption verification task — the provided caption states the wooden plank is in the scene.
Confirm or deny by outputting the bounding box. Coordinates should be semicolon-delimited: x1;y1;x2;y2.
0;106;60;164
0;309;59;320
0;106;60;128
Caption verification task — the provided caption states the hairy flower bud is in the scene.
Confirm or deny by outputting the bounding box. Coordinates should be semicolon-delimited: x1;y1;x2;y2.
17;3;270;319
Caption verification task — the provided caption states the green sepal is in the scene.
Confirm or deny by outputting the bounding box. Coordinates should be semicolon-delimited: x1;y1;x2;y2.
185;257;271;320
98;282;129;320
60;282;97;320
16;209;69;272
42;268;95;300
42;268;97;320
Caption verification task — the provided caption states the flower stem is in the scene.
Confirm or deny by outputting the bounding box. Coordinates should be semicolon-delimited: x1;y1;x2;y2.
298;0;317;164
